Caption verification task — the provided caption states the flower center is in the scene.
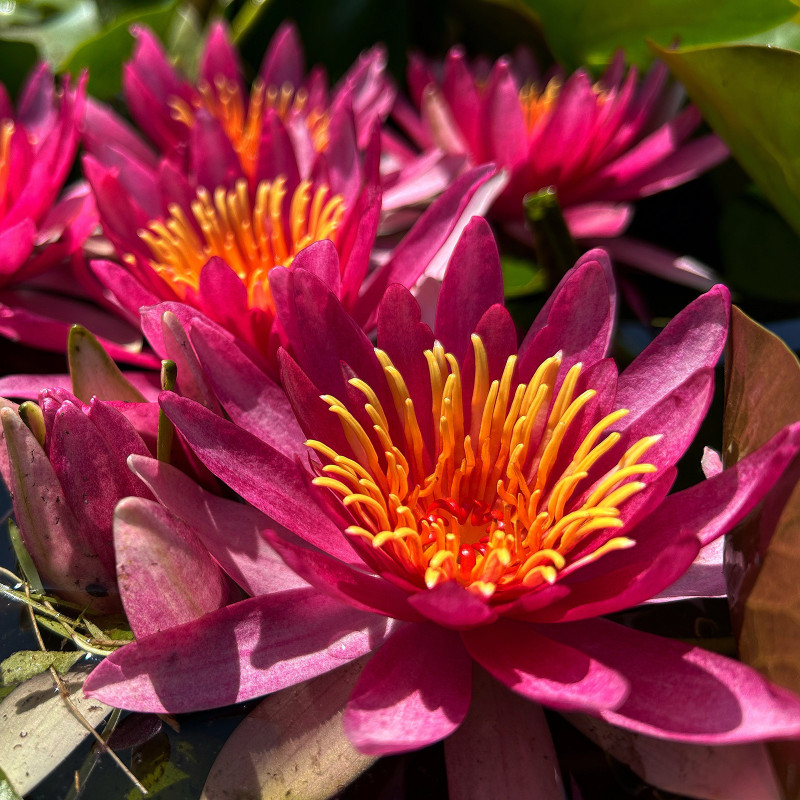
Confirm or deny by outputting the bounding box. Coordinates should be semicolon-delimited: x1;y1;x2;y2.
307;336;659;600
0;120;14;215
518;79;562;134
518;77;608;135
137;177;344;311
171;78;330;181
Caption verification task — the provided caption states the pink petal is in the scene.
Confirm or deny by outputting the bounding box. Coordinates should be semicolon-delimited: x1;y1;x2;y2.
518;249;616;383
462;618;629;713
434;216;504;363
199;19;243;96
344;623;472;754
0;219;36;277
158;310;221;413
128;454;308;596
445;667;565;800
649;537;726;603
596;236;720;291
258;22;305;89
352;165;503;327
48;401;143;576
566;713;782;800
614;285;730;429
407;582;498;629
189;317;306;459
263;526;422;621
159;392;355;563
485;59;528;168
562;202;633;238
114;497;234;638
83;98;156;169
549;618;800;743
84;589;396;712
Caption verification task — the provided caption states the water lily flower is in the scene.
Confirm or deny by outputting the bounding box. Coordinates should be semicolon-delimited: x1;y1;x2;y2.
0;388;156;614
0;66;145;361
84;225;800;757
82;22;503;367
392;48;728;287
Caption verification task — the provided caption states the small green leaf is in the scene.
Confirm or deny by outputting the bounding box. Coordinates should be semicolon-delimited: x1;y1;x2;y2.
1;651;83;687
127;732;188;799
516;0;795;68
7;520;43;594
231;0;275;43
501;255;548;298
0;768;24;800
68;325;146;404
656;43;800;240
60;0;178;100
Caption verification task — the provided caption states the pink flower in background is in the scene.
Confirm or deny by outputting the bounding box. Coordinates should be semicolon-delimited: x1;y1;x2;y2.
0;66;145;361
392;49;729;287
84;226;800;756
82;22;503;368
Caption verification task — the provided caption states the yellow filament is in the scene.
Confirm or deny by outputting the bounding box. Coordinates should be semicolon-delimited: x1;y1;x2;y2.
308;338;660;599
0;121;13;212
138;177;344;310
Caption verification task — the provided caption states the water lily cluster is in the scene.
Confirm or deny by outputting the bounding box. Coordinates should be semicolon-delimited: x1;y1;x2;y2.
0;11;798;800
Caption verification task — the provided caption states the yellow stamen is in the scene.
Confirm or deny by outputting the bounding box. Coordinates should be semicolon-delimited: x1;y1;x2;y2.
138;177;344;311
0;120;14;214
170;78;330;181
307;339;659;599
518;76;608;135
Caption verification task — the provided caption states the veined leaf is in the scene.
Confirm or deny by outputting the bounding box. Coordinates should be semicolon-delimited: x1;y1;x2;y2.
722;306;800;800
656;43;800;239
0;667;111;797
201;659;374;800
515;0;795;68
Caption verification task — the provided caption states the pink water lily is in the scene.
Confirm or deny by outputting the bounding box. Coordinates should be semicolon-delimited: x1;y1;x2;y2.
0;66;146;361
0;387;157;613
82;22;503;368
84;225;800;754
392;49;729;287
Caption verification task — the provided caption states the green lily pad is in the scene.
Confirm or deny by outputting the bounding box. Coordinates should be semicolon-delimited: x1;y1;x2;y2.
514;0;795;68
60;0;178;100
1;651;83;687
502;255;548;297
656;43;800;240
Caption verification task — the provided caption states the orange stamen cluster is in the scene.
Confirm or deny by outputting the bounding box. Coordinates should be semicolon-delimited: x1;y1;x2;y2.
519;79;562;134
138;177;344;311
171;78;330;181
0;121;14;215
518;77;608;135
308;336;660;600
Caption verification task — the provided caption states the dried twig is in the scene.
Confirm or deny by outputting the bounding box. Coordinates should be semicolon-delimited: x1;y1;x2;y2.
23;586;148;795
